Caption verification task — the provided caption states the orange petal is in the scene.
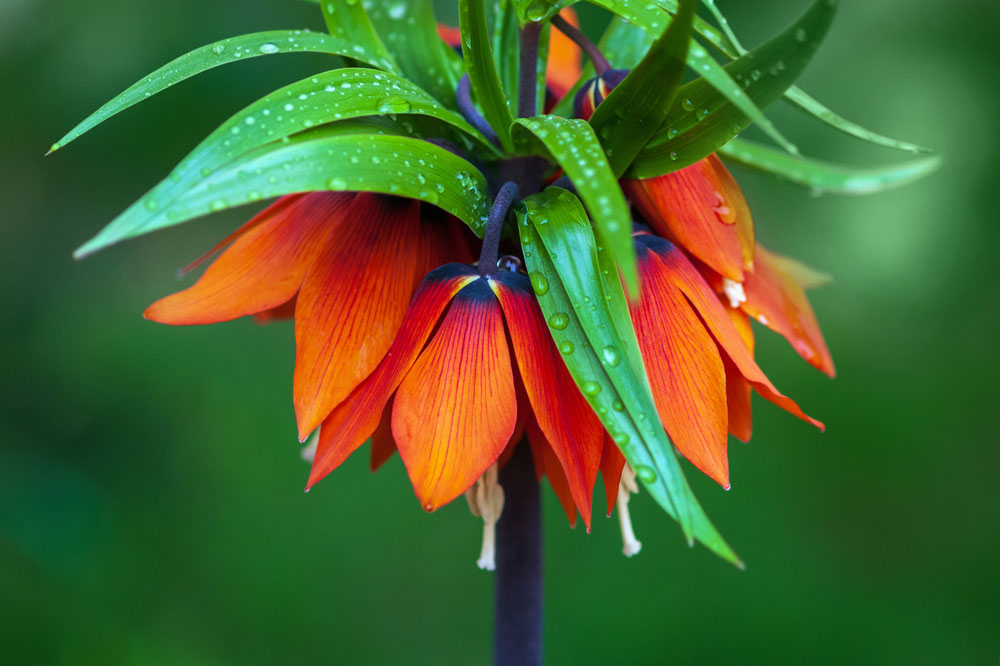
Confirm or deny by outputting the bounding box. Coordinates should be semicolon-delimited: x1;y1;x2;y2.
724;307;755;442
632;240;731;488
624;156;751;281
294;194;435;438
145;193;352;325
599;433;626;517
178;194;307;277
546;7;582;99
491;272;602;530
742;245;836;377
253;296;297;325
708;154;755;269
645;235;825;433
437;24;462;49
306;264;478;490
369;404;396;472
392;279;517;511
527;417;579;528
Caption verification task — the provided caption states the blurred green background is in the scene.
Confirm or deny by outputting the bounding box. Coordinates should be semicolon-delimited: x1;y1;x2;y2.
2;0;997;663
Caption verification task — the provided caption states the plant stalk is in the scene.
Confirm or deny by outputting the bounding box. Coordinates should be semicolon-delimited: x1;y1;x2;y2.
494;440;542;666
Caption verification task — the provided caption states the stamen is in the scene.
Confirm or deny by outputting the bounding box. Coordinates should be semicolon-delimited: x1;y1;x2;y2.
616;464;642;557
722;277;747;308
464;464;505;571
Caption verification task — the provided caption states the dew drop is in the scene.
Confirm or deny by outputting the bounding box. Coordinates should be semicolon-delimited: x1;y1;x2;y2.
548;312;569;330
529;271;549;296
559;340;574;355
581;381;602;397
634;465;657;483
258;42;280;54
601;345;621;367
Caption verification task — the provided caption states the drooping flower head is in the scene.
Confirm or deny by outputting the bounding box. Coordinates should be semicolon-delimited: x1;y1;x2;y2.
53;0;935;567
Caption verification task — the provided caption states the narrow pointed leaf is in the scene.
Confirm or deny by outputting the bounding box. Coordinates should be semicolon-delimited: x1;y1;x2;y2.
513;0;574;25
719;138;943;195
365;0;462;107
630;0;837;177
517;188;742;565
320;0;397;70
493;0;522;117
511;116;637;294
75;131;489;257
588;0;694;177
83;67;495;250
677;0;932;154
586;0;797;157
783;87;932;154
49;30;398;153
460;0;516;150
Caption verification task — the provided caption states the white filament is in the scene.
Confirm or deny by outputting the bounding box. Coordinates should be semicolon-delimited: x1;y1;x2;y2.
465;464;505;571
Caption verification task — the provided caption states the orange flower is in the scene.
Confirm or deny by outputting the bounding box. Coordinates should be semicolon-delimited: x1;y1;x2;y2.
306;264;604;529
627;231;823;489
145;192;475;439
623;155;756;282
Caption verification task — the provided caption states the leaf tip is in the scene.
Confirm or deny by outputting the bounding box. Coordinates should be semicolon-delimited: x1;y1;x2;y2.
45;142;60;156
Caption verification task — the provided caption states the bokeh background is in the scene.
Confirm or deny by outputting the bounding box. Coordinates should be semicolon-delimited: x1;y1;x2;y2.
2;0;997;663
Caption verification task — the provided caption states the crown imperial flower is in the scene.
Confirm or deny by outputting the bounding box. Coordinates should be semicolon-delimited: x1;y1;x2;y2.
52;5;935;656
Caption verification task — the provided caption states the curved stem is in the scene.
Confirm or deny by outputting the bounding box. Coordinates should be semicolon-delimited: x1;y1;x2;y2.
457;74;501;147
494;441;542;666
518;22;543;118
551;14;611;75
479;181;519;276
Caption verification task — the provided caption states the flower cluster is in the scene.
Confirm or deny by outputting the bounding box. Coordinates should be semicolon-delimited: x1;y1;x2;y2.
55;0;933;565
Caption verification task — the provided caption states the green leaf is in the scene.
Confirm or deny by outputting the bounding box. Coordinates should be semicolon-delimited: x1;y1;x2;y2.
517;188;742;566
460;0;516;150
782;87;932;154
683;0;932;154
719;138;943;195
75;129;490;258
511;115;637;294
493;0;522;118
365;0;463;107
75;67;496;258
585;0;798;158
630;0;837;177
588;0;694;177
48;30;398;153
319;0;397;69
513;0;574;25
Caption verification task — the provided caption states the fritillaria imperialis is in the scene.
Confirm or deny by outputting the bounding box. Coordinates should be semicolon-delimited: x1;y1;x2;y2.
52;0;937;661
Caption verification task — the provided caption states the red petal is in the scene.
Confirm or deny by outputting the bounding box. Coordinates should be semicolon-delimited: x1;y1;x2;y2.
369;404;396;472
742;245;836;377
437;24;462;48
632;243;731;488
392;279;517;511
624;156;751;281
546;8;582;99
527;417;580;528
306;264;477;490
647;237;825;433
145;193;352;325
491;272;602;530
294;194;449;438
599;433;626;517
724;307;754;442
